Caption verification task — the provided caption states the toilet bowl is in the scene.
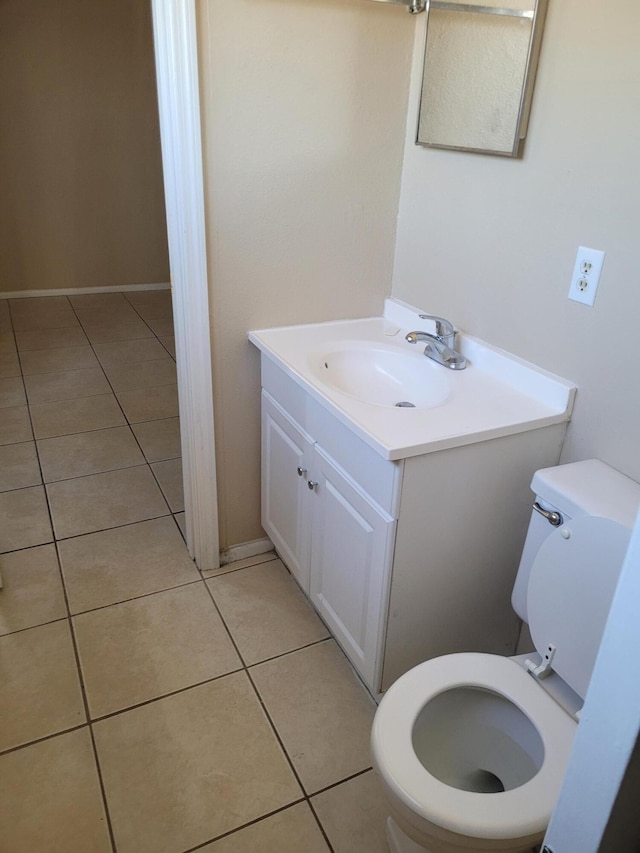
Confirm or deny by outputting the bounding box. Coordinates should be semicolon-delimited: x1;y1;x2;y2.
371;460;640;853
372;654;576;852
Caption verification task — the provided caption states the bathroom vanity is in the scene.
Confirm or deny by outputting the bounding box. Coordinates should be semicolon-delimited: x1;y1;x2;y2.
249;300;575;694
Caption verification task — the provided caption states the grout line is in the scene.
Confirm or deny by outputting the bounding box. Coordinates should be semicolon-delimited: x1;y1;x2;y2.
46;511;173;545
199;579;337;852
178;798;309;853
171;511;188;545
32;405;178;442
69;575;203;619
309;766;374;798
0;614;69;639
0;723;89;758
46;512;172;546
86;667;244;725
42;460;156;486
244;636;333;669
62;564;119;853
199;553;280;579
306;798;337;851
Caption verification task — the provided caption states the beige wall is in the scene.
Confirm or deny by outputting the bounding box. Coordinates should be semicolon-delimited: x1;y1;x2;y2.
392;1;640;483
197;0;414;548
0;0;169;293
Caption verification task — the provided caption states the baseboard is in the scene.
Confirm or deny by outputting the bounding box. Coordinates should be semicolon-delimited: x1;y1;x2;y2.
219;537;274;566
0;282;171;300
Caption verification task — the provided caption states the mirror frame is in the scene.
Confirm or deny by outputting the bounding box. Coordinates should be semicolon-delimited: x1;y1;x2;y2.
416;0;549;157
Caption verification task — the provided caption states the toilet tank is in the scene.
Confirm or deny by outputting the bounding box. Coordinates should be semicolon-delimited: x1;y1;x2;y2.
511;459;640;622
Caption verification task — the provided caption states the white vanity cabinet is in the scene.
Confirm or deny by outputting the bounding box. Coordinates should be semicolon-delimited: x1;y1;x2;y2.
262;388;397;689
255;331;572;696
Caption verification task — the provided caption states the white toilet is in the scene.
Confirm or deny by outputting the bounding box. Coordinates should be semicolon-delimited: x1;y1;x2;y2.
371;459;640;853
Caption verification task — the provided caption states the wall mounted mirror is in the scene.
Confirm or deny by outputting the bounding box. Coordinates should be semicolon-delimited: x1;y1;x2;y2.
417;0;548;157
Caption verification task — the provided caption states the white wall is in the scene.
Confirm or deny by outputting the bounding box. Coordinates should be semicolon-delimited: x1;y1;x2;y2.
392;1;640;483
197;0;414;547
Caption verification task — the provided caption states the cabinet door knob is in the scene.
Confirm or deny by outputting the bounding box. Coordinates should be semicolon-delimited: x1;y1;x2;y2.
308;480;319;491
297;466;307;477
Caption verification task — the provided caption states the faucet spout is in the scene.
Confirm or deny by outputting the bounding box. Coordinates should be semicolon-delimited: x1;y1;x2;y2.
405;325;467;370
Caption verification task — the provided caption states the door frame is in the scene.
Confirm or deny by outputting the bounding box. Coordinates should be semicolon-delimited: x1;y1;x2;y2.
151;0;220;571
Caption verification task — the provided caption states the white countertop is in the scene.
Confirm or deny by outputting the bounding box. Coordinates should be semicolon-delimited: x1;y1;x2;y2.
249;299;576;461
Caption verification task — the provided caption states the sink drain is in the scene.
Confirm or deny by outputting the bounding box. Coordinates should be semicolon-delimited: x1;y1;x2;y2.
395;401;416;408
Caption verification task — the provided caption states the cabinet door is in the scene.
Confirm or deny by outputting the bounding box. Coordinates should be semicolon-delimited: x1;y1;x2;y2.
309;446;395;691
261;392;314;591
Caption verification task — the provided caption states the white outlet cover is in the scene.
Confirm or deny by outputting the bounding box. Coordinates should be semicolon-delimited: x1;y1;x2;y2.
568;246;605;306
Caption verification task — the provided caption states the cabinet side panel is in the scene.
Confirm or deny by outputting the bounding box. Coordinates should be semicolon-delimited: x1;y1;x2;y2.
381;423;566;691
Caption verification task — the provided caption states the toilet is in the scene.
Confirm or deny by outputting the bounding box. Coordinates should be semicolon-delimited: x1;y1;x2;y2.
371;459;640;853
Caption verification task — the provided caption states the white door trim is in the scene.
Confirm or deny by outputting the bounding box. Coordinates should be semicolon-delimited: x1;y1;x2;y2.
151;0;220;571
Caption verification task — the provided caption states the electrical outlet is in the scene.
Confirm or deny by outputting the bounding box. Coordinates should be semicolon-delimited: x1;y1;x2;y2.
568;246;605;306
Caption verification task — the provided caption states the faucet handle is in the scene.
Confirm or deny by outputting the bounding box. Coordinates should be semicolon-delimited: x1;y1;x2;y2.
418;314;455;340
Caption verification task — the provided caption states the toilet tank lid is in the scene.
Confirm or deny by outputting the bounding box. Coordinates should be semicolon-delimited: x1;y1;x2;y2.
531;459;640;528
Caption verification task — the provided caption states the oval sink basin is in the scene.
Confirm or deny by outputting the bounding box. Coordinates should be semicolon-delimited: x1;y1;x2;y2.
310;342;451;409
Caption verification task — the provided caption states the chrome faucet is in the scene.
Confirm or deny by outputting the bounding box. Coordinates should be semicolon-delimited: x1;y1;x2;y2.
405;314;467;370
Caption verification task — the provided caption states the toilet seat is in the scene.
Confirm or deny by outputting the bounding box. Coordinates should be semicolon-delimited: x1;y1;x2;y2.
371;652;577;843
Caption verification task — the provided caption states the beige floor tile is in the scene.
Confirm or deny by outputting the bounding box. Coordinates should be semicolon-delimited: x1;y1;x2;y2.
151;457;184;511
104;358;176;391
0;544;67;635
0;620;85;750
116;384;179;422
20;345;100;375
47;465;169;539
312;771;389;853
59;516;199;613
80;316;154;344
38;426;144;482
11;309;80;332
0;486;53;553
69;292;129;310
0;376;26;408
75;305;141;325
0;349;20;378
124;290;172;318
0;441;41;491
251;641;376;794
75;584;241;717
159;334;176;357
9;295;71;313
0;331;15;355
174;511;186;536
132;416;181;462
15;326;90;351
145;316;173;336
201;549;279;578
30;393;126;439
93;673;302;853
93;337;169;367
0;405;33;445
200;803;329;853
0;728;112;853
208;560;329;665
24;367;110;404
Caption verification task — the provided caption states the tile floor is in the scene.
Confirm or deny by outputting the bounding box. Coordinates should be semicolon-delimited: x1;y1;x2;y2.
0;292;389;852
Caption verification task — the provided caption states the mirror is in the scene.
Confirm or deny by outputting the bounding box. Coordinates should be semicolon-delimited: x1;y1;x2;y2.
417;0;548;157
